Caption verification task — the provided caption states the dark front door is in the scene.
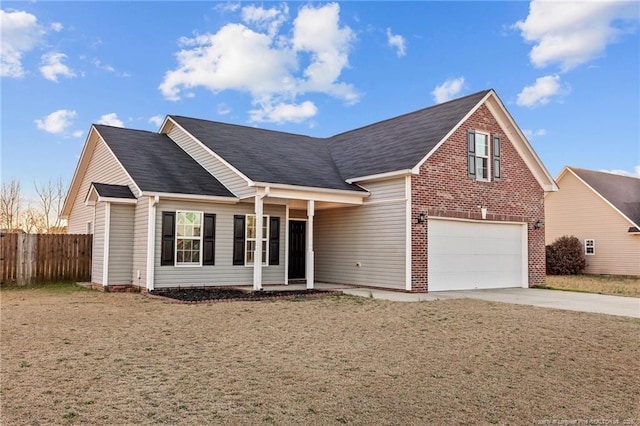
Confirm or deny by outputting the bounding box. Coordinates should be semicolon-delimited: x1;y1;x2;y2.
288;221;306;279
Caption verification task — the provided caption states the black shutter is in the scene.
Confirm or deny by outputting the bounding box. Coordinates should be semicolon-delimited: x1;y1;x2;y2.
203;214;216;265
233;215;245;265
467;130;476;178
269;217;280;265
161;212;175;266
493;135;501;181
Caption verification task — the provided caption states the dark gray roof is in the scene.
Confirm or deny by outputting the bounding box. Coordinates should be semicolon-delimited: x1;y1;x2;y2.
327;90;491;180
571;167;640;227
94;125;234;198
169;116;360;192
91;183;135;199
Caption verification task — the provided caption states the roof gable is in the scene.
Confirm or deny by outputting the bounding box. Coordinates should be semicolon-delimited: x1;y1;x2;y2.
168;116;361;192
93;125;235;198
565;167;640;228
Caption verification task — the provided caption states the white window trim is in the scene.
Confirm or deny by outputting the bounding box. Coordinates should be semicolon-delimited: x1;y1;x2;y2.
175;210;204;267
86;220;93;235
245;214;269;267
474;130;491;182
584;239;595;256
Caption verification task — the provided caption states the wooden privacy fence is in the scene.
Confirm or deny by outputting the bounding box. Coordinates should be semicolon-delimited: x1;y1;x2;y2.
0;233;92;285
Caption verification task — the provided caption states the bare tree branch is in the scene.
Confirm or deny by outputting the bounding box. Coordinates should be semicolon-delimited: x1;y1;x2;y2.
0;179;22;230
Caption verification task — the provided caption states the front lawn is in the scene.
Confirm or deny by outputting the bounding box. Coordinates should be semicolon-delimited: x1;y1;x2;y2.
543;274;640;297
1;285;638;425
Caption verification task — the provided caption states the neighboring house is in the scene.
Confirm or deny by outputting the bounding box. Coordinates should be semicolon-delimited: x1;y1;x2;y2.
545;166;640;276
61;89;557;293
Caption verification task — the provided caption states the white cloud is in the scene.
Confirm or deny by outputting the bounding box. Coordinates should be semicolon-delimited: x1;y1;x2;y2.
149;115;164;127
97;113;124;127
93;59;131;77
514;1;639;71
217;103;231;115
432;77;465;104
522;128;547;140
0;9;44;78
249;100;318;124
386;28;406;57
602;165;640;178
160;2;359;123
51;22;63;32
516;74;568;108
35;109;77;134
39;52;75;82
72;130;84;138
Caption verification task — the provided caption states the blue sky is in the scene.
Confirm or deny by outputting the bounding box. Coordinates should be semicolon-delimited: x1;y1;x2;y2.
2;1;639;199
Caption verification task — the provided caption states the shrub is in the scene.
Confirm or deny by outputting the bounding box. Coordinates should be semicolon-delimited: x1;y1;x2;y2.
546;235;587;275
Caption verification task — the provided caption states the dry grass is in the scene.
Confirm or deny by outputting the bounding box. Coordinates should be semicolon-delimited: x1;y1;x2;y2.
544;275;640;297
1;285;639;425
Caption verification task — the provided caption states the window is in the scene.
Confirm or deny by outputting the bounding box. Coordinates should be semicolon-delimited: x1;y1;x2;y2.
233;215;280;266
246;214;268;265
468;130;501;181
161;211;216;267
585;239;595;255
176;211;203;266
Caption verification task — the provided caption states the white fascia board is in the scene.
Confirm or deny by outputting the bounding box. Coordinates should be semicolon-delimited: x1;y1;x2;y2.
140;192;239;204
97;197;137;205
565;167;640;229
484;95;558;192
260;186;366;205
412;91;492;173
158;115;172;133
252;181;368;197
345;169;415;184
92;128;144;197
163;116;254;187
61;126;99;218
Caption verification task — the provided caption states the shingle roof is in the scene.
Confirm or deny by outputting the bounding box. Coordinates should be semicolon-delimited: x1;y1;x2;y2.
91;183;135;199
94;125;234;198
327;90;491;180
571;167;640;227
169;116;360;192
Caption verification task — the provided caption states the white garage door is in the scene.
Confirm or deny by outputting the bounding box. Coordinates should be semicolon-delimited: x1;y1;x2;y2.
428;219;526;291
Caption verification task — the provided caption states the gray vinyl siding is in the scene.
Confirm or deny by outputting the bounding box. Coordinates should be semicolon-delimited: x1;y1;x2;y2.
153;200;286;288
107;204;134;285
166;125;255;199
315;177;407;289
67;138;137;233
92;203;105;284
360;177;407;203
131;197;148;288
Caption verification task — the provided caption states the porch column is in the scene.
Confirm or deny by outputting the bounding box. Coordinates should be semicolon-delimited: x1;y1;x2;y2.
306;200;315;289
253;195;263;291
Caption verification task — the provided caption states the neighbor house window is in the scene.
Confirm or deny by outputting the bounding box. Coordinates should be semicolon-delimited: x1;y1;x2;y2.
160;211;216;267
245;214;269;265
176;211;203;266
585;239;595;255
467;130;491;181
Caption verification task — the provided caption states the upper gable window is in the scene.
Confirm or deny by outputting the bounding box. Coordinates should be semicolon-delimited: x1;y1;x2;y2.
467;130;501;182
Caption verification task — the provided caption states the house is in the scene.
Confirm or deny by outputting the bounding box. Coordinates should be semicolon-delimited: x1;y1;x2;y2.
545;166;640;276
61;89;557;293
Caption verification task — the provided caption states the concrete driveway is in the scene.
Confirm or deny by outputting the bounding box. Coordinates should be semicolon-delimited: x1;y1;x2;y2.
337;286;640;318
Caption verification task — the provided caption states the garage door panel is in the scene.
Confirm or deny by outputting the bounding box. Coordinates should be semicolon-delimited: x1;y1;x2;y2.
428;219;525;291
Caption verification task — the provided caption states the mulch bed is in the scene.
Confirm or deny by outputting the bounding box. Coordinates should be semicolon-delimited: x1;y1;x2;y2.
148;287;341;303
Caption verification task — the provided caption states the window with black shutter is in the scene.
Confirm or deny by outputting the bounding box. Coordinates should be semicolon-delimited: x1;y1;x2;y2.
161;212;175;266
493;135;501;181
467;130;476;178
203;214;216;265
233;215;245;265
269;217;280;265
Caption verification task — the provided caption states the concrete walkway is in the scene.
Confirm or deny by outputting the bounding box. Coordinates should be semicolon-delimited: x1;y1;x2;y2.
265;283;640;319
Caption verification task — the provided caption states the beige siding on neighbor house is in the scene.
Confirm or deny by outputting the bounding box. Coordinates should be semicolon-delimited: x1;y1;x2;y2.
107;204;135;285
315;177;407;289
67;138;136;233
131;197;148;288
166;125;255;199
545;171;640;275
92;203;105;284
153;200;286;288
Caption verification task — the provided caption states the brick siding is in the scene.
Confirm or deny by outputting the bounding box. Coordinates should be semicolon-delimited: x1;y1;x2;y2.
410;104;546;292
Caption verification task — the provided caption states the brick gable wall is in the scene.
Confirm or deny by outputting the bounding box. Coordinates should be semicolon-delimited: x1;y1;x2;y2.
410;104;546;292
